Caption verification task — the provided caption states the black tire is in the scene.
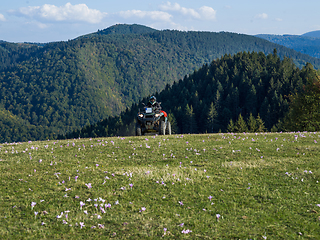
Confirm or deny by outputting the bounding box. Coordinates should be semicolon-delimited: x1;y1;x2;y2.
136;123;142;136
159;120;166;135
166;121;171;135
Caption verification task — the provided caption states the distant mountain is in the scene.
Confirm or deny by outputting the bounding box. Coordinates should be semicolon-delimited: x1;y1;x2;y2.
80;24;157;38
302;30;320;38
1;24;320;142
256;33;320;58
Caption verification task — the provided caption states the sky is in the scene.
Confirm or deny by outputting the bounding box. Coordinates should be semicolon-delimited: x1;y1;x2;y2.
0;0;319;43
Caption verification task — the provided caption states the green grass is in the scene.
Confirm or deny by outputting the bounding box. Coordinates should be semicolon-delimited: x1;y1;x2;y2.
0;132;319;239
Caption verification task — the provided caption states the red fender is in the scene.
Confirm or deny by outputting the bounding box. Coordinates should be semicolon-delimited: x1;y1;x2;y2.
160;110;167;117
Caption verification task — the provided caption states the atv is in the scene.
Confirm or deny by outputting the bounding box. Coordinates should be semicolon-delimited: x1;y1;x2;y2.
136;103;171;136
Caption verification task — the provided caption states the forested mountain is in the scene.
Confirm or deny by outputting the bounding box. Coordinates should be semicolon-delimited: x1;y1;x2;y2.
1;24;320;142
63;50;318;139
302;30;320;38
256;34;320;59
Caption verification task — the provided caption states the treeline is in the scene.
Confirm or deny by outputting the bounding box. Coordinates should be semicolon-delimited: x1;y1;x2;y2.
2;24;320;142
63;50;318;139
256;34;320;59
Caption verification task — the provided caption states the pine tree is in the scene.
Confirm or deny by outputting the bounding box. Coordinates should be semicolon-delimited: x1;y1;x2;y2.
183;104;197;133
256;114;267;132
234;113;248;132
227;119;235;132
206;102;218;133
247;113;257;132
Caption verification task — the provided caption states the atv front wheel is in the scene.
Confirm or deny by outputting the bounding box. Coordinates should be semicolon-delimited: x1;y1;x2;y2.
159;121;166;135
136;123;142;136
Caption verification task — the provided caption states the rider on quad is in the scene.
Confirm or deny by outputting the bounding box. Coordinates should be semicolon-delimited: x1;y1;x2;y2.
135;96;171;135
147;96;167;118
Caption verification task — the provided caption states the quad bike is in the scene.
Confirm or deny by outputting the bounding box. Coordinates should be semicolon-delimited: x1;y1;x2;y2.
136;103;171;136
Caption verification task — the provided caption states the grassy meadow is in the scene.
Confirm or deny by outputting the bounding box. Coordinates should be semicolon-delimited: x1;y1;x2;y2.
0;132;319;239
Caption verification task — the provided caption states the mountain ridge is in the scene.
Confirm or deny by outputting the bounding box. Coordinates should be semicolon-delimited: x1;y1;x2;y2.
1;24;320;142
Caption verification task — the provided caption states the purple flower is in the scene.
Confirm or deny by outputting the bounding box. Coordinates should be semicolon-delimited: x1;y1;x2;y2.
100;207;106;213
31;202;36;209
80;201;85;209
181;229;192;234
178;201;183;206
85;183;92;188
98;224;105;229
79;222;85;229
216;214;221;220
208;195;213;201
139;207;146;212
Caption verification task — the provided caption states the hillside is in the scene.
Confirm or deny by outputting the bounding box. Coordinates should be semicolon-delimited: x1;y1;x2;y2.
64;50;319;139
302;30;320;38
1;133;319;238
1;24;320;142
256;34;320;58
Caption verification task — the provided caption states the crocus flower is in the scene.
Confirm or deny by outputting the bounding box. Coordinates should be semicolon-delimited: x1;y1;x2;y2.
79;222;85;229
105;203;111;208
139;207;146;212
80;201;85;209
31;202;36;209
100;207;106;213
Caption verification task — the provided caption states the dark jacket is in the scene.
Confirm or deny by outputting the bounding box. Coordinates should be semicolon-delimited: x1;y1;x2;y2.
147;102;161;110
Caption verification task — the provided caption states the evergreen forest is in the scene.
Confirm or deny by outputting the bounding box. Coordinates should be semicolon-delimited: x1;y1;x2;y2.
63;50;319;139
1;24;320;142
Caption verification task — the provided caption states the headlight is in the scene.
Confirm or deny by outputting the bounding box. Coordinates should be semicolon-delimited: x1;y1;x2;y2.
138;114;144;118
155;114;160;117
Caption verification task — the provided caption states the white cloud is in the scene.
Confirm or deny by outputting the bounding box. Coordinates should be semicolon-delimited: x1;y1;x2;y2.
159;2;216;20
0;13;6;21
275;18;283;22
255;13;268;19
199;6;216;20
10;3;105;24
118;10;172;22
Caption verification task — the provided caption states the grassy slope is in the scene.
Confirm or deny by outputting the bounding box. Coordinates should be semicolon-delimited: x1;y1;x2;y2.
0;132;319;239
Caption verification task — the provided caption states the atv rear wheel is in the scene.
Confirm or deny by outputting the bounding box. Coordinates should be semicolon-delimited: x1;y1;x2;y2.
165;121;171;135
159;120;166;135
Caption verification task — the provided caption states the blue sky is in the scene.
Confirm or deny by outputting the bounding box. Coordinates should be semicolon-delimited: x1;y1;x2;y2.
0;0;319;43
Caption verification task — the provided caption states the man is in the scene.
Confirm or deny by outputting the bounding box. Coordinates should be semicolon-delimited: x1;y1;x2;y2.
147;96;161;109
147;96;167;118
